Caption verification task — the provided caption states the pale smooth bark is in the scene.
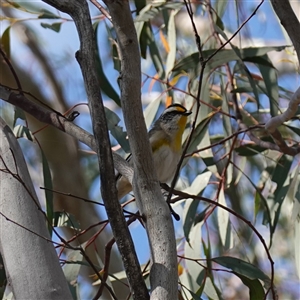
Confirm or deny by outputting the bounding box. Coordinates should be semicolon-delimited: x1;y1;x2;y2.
0;117;72;299
103;1;178;299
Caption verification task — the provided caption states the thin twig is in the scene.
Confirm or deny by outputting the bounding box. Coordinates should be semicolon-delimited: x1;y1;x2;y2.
90;0;112;22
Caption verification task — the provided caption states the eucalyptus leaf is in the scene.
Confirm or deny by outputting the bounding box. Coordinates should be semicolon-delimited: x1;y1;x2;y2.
104;107;130;153
40;22;62;32
212;256;270;282
1;26;10;59
53;212;80;230
41;149;53;236
172;46;287;77
235;273;265;300
38;9;60;19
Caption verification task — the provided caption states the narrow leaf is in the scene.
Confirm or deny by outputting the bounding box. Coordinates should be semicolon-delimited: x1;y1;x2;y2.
40;22;62;33
41;149;53;236
64;248;84;300
135;2;183;23
104;107;130;153
143;97;161;129
134;0;147;14
1;26;10;59
217;188;230;249
165;9;178;78
183;172;212;243
212;256;270;282
38;9;60;19
146;23;165;79
0;254;7;299
295;214;300;279
13;125;34;141
257;55;279;117
53;212;80;230
270;155;293;234
95;22;121;106
234;273;265;300
172;46;288;76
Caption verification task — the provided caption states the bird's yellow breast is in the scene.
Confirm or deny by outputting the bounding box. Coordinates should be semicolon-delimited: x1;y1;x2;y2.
150;114;188;152
172;115;188;151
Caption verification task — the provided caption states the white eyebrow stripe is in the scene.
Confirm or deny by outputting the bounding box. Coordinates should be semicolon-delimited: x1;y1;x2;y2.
163;105;186;114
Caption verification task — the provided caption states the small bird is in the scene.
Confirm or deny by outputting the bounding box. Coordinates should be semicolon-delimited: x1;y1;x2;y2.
116;103;192;200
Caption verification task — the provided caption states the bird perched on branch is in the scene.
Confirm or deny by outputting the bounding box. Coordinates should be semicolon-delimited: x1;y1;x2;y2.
116;103;192;200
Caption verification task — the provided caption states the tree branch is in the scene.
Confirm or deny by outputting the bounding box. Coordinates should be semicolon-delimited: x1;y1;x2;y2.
271;0;300;62
103;1;178;299
2;1;148;299
265;1;300;148
0;85;131;176
42;0;148;298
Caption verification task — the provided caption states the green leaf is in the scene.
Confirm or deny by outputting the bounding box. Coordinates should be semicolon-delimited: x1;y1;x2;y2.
183;172;212;243
145;23;165;79
215;14;224;31
236;166;272;243
183;199;200;244
243;55;275;68
295;213;300;279
143;97;161;129
217;188;231;249
63;248;84;300
13;125;34;141
172;46;288;76
38;9;60;19
0;254;7;299
139;23;148;59
203;277;219;299
53;212;81;230
134;0;147;14
104;107;130;153
13;106;27;127
234;143;269;156
212;256;270;282
194;207;209;225
214;0;228;18
184;221;203;290
234;273;265;300
233;59;260;109
40;22;62;33
269;155;293;234
94;22;121;106
103;22;121;72
1;26;10;59
195;269;206;296
254;190;261;218
285;124;300;137
186;116;211;155
257;55;278;117
41;149;53;236
135;2;183;23
165;9;178;78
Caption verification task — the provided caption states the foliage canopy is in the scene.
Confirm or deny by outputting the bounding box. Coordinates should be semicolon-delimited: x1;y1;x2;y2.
0;1;300;299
